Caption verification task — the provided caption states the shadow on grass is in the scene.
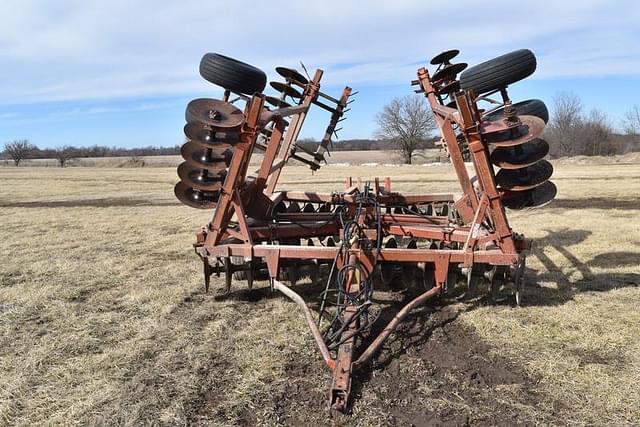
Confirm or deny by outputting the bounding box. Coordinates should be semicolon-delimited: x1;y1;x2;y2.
208;224;639;330
517;227;640;307
198;227;639;417
545;198;640;210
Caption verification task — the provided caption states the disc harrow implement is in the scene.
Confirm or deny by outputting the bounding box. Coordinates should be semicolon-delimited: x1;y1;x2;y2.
175;93;247;209
491;138;550;169
173;48;557;416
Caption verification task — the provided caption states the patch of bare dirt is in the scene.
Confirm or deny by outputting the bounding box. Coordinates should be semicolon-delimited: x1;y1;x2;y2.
355;305;558;426
210;297;565;426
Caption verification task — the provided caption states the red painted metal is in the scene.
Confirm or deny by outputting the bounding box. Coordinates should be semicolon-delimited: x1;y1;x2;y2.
179;51;538;415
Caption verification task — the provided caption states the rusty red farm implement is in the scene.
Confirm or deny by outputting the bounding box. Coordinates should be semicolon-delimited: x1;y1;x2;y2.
174;49;555;414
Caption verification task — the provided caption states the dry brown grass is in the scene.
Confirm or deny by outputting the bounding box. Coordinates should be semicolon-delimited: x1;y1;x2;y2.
6;148;446;169
0;156;639;425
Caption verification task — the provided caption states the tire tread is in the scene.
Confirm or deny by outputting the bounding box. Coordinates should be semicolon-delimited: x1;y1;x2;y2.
460;49;536;94
199;53;267;95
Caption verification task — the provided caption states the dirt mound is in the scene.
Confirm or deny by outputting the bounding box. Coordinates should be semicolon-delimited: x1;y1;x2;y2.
354;305;555;426
243;301;561;426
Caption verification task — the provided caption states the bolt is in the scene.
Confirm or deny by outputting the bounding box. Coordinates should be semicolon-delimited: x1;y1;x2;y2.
208;109;222;121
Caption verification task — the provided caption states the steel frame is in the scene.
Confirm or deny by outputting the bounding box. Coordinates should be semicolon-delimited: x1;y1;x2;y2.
191;65;529;414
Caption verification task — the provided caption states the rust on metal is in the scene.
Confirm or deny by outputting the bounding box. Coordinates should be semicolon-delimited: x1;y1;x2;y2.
185;98;245;128
174;48;556;415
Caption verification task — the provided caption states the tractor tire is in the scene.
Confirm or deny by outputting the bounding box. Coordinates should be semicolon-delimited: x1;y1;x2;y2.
460;49;536;95
199;53;267;95
483;99;549;123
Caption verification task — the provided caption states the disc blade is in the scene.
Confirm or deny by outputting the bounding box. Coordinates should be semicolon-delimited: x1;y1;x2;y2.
501;180;557;210
180;141;233;169
496;159;553;191
275;67;309;85
437;80;460;94
430;49;460;65
174;181;219;209
270;81;302;99
491;138;549;169
264;95;292;109
380;238;398;286
286;202;300;213
183;122;238;150
185;98;244;129
483;99;549;124
483;115;546;147
431;62;468;82
177;162;227;191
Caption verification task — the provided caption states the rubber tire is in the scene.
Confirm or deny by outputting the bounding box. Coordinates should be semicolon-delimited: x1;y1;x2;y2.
460;49;536;95
483;99;549;123
199;53;267;95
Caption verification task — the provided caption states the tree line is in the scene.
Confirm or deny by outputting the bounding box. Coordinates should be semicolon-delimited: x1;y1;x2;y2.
1;142;181;167
3;91;639;166
545;92;639;157
297;137;437;153
374;92;640;163
1;138;437;167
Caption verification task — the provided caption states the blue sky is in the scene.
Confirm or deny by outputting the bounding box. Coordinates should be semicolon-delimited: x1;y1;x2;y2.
1;0;639;148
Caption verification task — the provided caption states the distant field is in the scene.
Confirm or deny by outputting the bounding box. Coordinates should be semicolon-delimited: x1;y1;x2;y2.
5;149;639;168
2;148;447;168
0;156;639;425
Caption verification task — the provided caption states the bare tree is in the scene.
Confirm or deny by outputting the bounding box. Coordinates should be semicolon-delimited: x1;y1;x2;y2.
375;96;436;164
54;145;76;167
546;92;616;157
3;139;35;166
545;92;583;157
623;105;640;137
582;109;613;156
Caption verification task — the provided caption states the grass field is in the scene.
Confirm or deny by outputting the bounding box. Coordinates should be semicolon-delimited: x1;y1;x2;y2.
4;149;445;168
1;157;639;426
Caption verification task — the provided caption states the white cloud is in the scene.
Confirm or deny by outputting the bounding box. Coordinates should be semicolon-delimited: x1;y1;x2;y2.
0;0;638;104
0;100;183;127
